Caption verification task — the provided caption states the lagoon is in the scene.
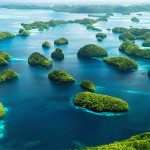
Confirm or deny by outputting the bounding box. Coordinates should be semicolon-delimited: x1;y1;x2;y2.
0;8;150;150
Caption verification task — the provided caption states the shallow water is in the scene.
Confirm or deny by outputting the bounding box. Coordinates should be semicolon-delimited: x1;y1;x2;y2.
0;9;150;150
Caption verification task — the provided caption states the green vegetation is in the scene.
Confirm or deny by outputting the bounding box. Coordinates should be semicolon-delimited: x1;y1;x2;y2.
96;33;107;41
0;69;18;83
54;38;68;45
0;51;11;60
119;32;136;40
51;48;64;60
21;18;103;32
131;17;140;22
103;56;138;71
18;28;30;36
87;25;102;31
142;39;150;47
119;39;150;59
0;103;5;118
81;80;96;92
77;44;107;58
50;5;150;14
0;51;11;65
28;52;52;67
0;32;15;40
112;27;150;46
42;41;51;48
85;132;150;150
74;92;128;112
0;57;8;65
112;27;128;33
48;70;75;82
1;4;150;14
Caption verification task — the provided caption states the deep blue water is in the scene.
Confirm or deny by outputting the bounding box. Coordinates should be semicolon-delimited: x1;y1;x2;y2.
0;8;150;150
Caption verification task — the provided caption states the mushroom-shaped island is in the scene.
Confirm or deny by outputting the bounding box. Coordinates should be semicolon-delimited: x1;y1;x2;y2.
51;48;64;60
18;28;30;36
77;44;107;58
81;80;96;92
0;69;18;83
28;52;52;67
103;56;138;71
0;103;5;118
42;41;51;48
54;38;68;45
74;92;128;112
48;70;75;83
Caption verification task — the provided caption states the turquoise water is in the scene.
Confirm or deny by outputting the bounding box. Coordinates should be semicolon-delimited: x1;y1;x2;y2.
0;9;150;149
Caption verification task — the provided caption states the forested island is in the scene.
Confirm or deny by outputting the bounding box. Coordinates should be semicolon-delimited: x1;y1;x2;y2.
85;132;150;150
0;32;15;40
48;70;75;83
112;27;150;46
51;48;64;60
77;44;107;58
0;69;18;83
21;18;105;31
74;92;128;112
1;4;149;14
103;56;138;71
54;38;68;45
131;17;140;22
42;41;51;48
28;52;52;67
81;80;96;92
119;39;150;59
0;51;11;66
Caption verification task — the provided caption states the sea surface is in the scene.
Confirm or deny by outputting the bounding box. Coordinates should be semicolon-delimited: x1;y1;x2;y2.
0;8;150;150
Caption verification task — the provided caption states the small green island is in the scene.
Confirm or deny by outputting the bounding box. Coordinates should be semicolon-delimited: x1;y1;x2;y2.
42;41;51;48
74;92;128;112
87;25;102;31
0;103;5;118
0;32;15;40
0;51;11;65
0;69;18;83
51;48;64;60
28;52;52;67
103;56;138;71
96;33;107;41
54;37;68;45
131;17;140;22
18;28;30;36
48;70;75;83
119;39;150;59
81;80;96;92
85;132;150;150
77;44;107;58
0;57;8;65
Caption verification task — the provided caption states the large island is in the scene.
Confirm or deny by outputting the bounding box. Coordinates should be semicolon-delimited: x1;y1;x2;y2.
74;92;128;112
